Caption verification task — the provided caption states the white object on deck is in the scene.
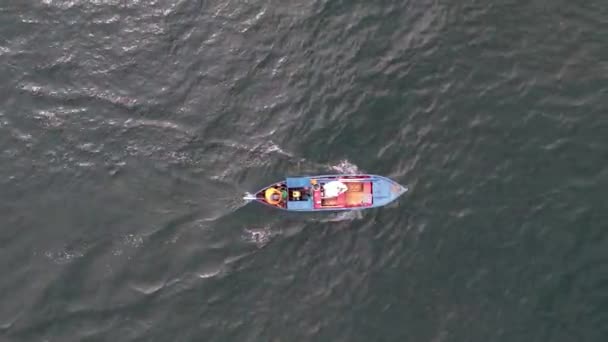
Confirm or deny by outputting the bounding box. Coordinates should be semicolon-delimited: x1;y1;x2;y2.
322;181;348;198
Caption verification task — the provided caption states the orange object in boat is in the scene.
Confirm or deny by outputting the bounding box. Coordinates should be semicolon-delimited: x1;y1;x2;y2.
265;187;282;205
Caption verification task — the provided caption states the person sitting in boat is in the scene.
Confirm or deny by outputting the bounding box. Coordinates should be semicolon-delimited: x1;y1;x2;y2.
322;180;348;198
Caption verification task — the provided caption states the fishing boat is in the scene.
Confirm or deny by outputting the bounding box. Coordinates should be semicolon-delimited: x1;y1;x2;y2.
243;174;408;211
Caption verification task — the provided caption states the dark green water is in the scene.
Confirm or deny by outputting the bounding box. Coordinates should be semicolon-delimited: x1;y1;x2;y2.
1;0;606;341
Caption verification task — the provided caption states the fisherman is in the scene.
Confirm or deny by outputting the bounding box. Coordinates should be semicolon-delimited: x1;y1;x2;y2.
322;180;348;198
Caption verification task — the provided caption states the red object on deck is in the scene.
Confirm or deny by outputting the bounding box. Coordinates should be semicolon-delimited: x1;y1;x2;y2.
313;187;322;209
313;180;373;209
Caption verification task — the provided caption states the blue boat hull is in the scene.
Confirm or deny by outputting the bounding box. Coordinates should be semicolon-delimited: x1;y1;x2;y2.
247;174;407;212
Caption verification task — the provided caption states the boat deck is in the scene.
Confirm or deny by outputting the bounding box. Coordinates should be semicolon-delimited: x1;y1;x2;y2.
313;181;373;209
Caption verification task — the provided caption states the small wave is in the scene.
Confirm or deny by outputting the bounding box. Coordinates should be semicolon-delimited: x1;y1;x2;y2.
11;129;34;142
41;0;76;9
315;210;365;223
123;234;144;248
242;226;275;248
328;159;363;174
34;109;64;128
197;269;221;279
76;142;103;153
240;6;267;33
123;118;190;134
44;246;86;264
210;139;294;158
130;281;165;295
258;140;293;157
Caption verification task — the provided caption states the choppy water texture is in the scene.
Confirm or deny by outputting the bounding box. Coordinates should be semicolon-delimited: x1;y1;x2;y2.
1;0;607;341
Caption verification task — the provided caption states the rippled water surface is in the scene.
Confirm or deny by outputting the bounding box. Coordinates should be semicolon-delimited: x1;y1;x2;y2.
1;0;607;341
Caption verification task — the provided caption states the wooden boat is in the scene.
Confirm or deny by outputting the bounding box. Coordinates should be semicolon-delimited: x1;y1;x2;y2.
244;174;407;211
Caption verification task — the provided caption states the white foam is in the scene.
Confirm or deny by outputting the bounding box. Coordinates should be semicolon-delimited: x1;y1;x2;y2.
329;159;362;174
317;210;364;223
242;226;274;248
